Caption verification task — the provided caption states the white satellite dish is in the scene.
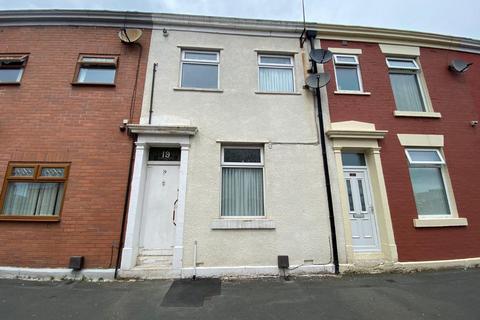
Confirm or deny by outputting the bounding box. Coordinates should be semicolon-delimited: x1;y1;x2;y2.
118;28;143;43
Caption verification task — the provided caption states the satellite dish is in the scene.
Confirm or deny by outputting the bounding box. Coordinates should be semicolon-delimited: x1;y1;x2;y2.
310;49;333;64
118;28;143;43
449;59;473;73
306;73;331;89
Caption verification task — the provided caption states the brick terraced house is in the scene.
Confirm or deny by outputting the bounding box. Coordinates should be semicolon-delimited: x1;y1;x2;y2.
0;11;151;279
0;10;479;279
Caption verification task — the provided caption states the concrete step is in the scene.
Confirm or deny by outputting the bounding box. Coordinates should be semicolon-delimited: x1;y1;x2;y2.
137;255;173;267
139;249;173;256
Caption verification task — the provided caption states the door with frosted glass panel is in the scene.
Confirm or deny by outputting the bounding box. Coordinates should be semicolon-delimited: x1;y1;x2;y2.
344;169;380;251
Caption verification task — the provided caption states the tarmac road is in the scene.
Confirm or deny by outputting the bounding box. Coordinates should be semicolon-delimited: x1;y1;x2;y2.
0;269;478;319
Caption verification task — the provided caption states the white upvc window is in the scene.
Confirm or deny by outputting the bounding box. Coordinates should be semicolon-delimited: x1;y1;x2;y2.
258;55;295;93
221;146;265;217
180;50;220;89
405;148;452;217
333;54;363;92
386;57;427;112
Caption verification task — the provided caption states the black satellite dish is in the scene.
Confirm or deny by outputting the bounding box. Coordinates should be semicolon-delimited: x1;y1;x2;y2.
310;49;333;64
306;73;331;89
449;59;473;73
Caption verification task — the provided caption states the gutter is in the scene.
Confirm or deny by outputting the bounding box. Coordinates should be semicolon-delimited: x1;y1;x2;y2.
306;30;340;274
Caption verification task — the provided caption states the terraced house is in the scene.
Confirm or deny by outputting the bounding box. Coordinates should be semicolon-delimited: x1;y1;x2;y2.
0;10;479;280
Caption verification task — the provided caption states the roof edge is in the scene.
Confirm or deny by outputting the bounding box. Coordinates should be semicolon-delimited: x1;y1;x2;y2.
0;9;479;53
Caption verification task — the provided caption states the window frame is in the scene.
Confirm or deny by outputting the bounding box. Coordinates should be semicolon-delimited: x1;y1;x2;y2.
72;54;118;86
0;162;70;222
386;57;428;112
405;149;445;165
0;54;29;85
333;54;364;93
405;148;453;218
220;146;266;218
180;50;220;89
257;54;295;93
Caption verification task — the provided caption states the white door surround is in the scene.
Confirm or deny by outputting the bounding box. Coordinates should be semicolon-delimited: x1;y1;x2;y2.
120;124;197;277
326;120;398;267
343;168;380;252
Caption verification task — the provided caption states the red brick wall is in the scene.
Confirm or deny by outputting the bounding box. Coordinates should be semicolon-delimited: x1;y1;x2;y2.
0;26;151;268
321;40;480;261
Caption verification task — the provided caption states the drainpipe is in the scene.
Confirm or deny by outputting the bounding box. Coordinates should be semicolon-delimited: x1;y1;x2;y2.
306;30;340;274
148;63;158;125
114;133;137;279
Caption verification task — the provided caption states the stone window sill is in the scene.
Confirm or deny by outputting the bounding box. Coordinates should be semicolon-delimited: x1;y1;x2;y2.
210;218;275;230
255;91;301;95
334;91;371;96
394;110;442;118
173;87;223;93
413;217;468;228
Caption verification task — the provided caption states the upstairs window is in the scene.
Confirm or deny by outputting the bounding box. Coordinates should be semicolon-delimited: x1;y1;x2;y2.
0;163;69;220
180;50;219;89
258;55;294;93
387;57;426;112
333;54;363;92
74;55;118;85
0;55;28;84
405;149;451;217
221;146;264;217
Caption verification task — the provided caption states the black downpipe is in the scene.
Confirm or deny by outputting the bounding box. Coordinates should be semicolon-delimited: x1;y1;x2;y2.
307;31;340;274
114;134;137;279
148;63;158;124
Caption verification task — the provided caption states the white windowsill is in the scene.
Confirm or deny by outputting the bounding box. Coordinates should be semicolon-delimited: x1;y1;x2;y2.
255;91;301;95
210;218;276;230
413;217;468;228
334;91;371;95
173;87;223;93
394;110;442;118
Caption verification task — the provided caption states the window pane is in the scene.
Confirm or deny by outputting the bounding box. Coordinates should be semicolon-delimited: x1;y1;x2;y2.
221;168;264;216
260;56;291;65
408;150;441;163
389;73;424;111
0;69;23;83
2;182;64;216
184;52;218;61
78;68;115;84
346;179;354;211
342;153;366;166
358;180;366;211
409;167;450;216
11;167;34;177
40;168;65;177
259;67;294;92
149;147;181;161
181;63;218;89
224;148;261;163
336;67;360;91
336;56;357;64
388;59;417;69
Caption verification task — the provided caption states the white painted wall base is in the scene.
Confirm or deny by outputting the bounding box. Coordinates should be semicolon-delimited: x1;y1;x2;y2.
0;267;115;281
180;264;336;278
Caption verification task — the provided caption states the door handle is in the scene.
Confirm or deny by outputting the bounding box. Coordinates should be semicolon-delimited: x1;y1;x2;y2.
172;199;178;226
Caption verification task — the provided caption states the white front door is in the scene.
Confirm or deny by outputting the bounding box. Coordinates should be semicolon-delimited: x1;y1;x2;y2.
344;169;380;252
139;163;179;252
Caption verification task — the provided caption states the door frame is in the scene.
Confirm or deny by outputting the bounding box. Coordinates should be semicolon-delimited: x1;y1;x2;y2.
120;128;195;277
343;166;381;252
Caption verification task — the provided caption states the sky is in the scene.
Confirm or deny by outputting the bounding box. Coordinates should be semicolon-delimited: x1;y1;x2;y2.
0;0;478;39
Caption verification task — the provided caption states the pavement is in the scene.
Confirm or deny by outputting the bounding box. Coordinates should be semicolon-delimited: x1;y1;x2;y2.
0;269;479;319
